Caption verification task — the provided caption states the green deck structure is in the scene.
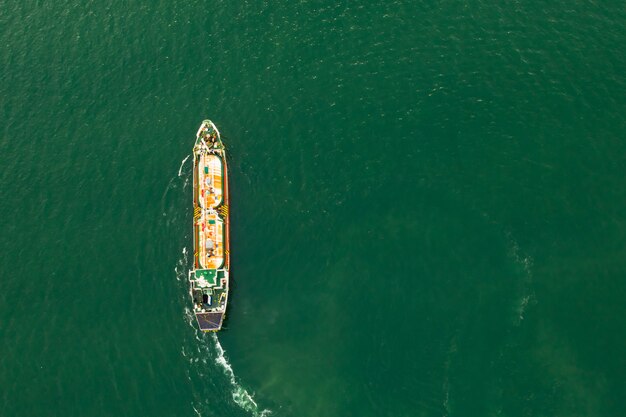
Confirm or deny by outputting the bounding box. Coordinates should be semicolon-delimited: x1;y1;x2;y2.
194;269;217;286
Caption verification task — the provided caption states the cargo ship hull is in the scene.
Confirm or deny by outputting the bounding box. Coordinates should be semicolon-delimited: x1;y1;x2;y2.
189;120;229;332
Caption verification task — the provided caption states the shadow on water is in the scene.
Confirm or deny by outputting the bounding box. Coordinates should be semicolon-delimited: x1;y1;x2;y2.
218;178;537;417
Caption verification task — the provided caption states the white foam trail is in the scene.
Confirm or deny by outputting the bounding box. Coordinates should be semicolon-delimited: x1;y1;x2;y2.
179;154;191;177
506;235;535;325
517;295;530;321
174;247;189;281
212;334;271;417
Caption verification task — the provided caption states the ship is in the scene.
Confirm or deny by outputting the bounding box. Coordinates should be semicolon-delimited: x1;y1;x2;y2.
189;120;230;332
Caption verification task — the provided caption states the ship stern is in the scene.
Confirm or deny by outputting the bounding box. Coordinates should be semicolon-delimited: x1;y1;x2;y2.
195;311;224;332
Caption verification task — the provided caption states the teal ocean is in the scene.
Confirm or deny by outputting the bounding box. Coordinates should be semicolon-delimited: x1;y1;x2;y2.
1;1;625;416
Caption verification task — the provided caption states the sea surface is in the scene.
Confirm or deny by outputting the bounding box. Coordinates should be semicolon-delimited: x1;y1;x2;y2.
1;1;625;416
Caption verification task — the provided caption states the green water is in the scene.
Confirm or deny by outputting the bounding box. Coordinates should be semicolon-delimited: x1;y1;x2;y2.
1;1;625;416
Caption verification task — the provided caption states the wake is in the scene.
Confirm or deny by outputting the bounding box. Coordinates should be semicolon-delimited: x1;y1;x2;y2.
179;154;191;177
212;334;271;417
506;236;534;325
